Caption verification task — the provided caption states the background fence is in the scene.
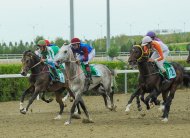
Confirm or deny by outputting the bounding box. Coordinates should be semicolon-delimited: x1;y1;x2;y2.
1;67;190;94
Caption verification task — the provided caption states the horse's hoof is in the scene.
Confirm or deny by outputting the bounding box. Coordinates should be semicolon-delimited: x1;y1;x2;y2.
64;121;71;125
149;103;154;109
138;107;142;111
69;98;74;102
161;118;168;123
72;114;81;119
47;98;53;103
54;115;62;120
64;103;67;107
20;108;26;114
140;113;146;117
158;105;165;112
146;106;150;110
82;118;94;124
125;108;130;113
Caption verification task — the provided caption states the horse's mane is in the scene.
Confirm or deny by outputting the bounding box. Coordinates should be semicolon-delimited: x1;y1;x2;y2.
23;50;40;60
58;45;75;59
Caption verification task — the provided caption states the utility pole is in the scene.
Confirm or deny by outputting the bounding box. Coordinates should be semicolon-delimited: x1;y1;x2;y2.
106;0;110;54
70;0;74;40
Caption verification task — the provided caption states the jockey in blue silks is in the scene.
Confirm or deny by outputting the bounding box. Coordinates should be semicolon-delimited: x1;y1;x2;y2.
70;37;95;84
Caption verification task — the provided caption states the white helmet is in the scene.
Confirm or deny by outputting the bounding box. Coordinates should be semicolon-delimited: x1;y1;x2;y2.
141;36;152;46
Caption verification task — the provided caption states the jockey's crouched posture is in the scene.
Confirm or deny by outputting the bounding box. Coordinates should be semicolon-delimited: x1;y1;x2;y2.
141;36;170;85
70;37;95;84
37;40;60;81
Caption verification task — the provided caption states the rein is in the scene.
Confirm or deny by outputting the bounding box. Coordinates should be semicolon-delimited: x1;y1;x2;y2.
30;64;50;76
30;61;42;69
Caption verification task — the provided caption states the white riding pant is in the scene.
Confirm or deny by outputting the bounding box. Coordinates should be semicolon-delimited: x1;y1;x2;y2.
151;50;169;72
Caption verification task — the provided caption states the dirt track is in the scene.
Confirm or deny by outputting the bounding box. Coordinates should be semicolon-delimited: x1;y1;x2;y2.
0;90;190;138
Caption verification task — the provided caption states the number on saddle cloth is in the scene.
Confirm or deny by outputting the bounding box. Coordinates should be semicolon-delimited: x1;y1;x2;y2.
81;63;102;77
159;61;176;79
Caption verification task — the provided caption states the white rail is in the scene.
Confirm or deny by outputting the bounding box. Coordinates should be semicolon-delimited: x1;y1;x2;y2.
0;67;190;93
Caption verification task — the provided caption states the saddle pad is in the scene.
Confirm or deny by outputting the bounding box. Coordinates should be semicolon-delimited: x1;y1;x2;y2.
163;61;176;79
56;69;65;83
49;68;65;83
81;63;102;77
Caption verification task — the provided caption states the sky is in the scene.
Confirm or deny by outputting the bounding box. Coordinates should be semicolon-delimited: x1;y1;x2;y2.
0;0;190;43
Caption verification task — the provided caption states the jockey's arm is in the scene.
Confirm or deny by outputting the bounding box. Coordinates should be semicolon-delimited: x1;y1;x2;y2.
152;41;164;61
81;47;89;62
143;46;149;55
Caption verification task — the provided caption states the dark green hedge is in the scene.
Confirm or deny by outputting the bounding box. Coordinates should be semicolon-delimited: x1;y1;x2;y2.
0;60;190;101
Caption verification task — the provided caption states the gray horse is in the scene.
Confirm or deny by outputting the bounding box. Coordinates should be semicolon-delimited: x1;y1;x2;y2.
54;45;116;125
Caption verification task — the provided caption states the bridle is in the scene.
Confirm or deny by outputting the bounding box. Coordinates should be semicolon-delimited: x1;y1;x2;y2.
133;45;151;62
22;53;49;76
63;46;83;82
133;45;159;76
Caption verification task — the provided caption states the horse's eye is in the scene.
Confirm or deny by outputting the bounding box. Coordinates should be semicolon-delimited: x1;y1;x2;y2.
64;51;67;54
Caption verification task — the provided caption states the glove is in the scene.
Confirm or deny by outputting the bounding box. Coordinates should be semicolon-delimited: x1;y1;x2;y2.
76;60;80;64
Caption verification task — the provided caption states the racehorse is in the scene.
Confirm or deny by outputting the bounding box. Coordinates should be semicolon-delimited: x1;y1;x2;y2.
125;45;184;122
54;45;116;125
20;50;75;119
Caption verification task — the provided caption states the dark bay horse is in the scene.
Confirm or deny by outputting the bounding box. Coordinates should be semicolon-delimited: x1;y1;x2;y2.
54;45;116;125
20;50;74;119
126;45;184;122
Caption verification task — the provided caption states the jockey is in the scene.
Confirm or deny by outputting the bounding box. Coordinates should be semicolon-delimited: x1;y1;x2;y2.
45;39;56;47
37;39;60;81
141;36;170;83
70;37;95;84
146;31;162;42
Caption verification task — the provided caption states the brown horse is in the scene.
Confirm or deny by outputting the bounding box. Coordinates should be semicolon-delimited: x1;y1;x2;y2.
20;50;76;119
126;45;185;122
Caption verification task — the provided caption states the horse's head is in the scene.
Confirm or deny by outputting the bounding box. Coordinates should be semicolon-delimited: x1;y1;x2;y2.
21;50;39;76
54;45;75;63
128;45;147;68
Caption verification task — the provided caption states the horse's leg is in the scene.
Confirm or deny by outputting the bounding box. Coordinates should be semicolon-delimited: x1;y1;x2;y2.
136;95;142;111
41;91;53;103
79;96;93;124
162;85;177;122
144;89;158;110
65;94;80;125
76;103;81;115
20;85;34;112
125;87;141;113
101;93;108;108
158;90;169;112
54;91;65;120
20;87;40;114
109;86;116;111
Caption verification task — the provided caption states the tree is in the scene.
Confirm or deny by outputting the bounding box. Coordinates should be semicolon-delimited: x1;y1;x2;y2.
107;44;119;60
55;37;64;47
34;36;44;45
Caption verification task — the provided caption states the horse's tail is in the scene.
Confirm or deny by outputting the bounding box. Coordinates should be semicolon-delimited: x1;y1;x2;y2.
109;69;118;92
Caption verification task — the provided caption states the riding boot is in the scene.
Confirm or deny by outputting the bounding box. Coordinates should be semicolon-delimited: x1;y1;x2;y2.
52;68;59;81
161;71;170;89
85;64;93;84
